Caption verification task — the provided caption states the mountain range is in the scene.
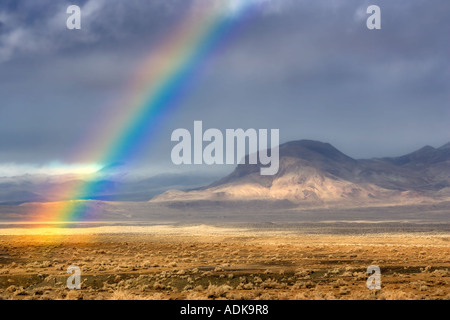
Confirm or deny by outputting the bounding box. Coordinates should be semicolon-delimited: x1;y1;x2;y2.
1;139;450;210
151;140;450;208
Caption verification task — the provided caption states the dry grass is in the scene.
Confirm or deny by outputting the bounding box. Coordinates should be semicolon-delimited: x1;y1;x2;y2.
0;228;449;300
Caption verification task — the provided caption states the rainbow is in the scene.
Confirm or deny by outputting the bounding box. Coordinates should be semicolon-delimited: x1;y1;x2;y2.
34;1;256;222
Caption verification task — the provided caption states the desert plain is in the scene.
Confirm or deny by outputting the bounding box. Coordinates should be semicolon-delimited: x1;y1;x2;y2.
0;222;449;300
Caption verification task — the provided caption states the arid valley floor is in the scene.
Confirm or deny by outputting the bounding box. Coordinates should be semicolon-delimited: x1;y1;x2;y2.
0;222;449;300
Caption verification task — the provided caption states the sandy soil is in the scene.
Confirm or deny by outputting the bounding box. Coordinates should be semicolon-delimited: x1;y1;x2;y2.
0;224;449;300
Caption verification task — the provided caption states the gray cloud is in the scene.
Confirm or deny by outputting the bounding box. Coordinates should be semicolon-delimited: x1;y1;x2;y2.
0;0;449;176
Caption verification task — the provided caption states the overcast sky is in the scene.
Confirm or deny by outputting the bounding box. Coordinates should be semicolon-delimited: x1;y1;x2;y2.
0;0;449;177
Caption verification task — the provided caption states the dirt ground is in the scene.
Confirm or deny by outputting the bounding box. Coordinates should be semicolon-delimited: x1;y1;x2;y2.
0;225;449;300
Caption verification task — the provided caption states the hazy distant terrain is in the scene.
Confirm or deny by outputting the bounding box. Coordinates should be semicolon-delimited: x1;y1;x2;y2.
0;172;220;205
1;140;450;224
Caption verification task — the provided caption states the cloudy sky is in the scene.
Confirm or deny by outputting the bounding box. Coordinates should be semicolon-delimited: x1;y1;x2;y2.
0;0;449;177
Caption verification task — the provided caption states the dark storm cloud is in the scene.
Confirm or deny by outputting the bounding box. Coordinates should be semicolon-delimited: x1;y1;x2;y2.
0;0;188;164
0;0;449;175
168;0;450;158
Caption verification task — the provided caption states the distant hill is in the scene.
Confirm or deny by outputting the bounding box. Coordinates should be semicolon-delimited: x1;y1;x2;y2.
151;140;450;207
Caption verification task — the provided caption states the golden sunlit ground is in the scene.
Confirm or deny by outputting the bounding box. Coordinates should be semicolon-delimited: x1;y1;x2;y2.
0;225;449;300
